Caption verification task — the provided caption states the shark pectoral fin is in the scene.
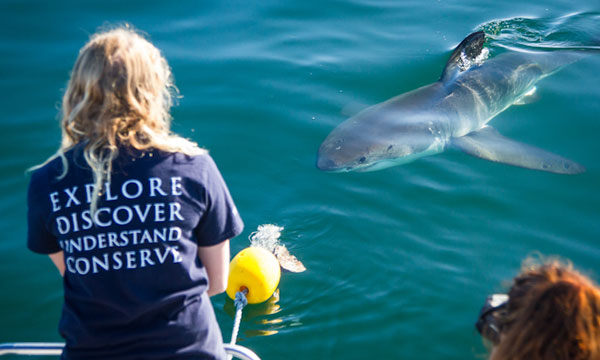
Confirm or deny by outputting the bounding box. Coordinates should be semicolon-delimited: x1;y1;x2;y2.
513;87;540;105
440;31;486;84
452;126;585;174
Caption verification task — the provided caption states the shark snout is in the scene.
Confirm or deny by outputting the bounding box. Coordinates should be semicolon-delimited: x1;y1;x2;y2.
316;156;338;171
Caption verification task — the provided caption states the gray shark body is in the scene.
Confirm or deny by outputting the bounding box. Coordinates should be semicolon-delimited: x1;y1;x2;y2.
317;32;585;174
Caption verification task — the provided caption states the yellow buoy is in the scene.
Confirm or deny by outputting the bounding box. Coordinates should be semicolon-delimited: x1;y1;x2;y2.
226;247;281;304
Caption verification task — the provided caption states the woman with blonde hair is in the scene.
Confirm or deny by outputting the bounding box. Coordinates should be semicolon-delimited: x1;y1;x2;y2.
476;258;600;360
27;26;243;359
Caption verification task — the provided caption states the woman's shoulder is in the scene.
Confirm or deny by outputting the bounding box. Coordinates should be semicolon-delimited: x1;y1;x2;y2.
170;151;215;166
28;154;72;200
126;148;217;177
29;146;85;186
167;151;220;178
30;155;66;184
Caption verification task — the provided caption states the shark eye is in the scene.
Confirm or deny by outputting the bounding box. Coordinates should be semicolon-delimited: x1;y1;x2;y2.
387;145;394;152
359;157;367;164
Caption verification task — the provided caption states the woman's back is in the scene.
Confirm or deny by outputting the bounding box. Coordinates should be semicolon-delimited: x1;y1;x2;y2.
29;144;242;359
26;26;244;358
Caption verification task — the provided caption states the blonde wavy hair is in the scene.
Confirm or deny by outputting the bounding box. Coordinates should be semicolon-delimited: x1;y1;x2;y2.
35;26;206;212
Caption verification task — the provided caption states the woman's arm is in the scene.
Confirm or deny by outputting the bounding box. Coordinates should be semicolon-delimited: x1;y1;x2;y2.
48;251;65;277
198;240;230;297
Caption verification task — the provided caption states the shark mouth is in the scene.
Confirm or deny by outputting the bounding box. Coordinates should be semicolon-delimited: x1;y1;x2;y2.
317;137;447;172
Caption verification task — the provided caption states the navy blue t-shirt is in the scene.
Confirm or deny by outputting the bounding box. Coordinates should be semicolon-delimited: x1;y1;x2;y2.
27;144;244;359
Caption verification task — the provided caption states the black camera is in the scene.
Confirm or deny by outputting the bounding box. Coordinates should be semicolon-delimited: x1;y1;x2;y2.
475;294;509;344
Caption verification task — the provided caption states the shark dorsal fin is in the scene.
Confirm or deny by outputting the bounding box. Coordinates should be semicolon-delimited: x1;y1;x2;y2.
440;31;486;84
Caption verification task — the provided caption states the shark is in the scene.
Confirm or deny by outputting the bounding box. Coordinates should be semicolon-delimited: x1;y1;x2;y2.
316;31;585;174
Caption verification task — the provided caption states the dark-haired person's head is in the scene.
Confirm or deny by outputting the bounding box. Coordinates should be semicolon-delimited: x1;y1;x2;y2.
477;259;600;360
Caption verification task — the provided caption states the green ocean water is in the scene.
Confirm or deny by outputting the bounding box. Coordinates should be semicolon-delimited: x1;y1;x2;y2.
1;1;599;359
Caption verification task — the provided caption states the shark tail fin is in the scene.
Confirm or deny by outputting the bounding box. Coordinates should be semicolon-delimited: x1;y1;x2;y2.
452;126;585;174
440;31;486;84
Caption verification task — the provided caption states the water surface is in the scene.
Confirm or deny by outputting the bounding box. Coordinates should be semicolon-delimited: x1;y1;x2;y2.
1;1;599;359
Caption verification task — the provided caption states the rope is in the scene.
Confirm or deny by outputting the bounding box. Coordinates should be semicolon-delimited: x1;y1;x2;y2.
228;289;248;360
